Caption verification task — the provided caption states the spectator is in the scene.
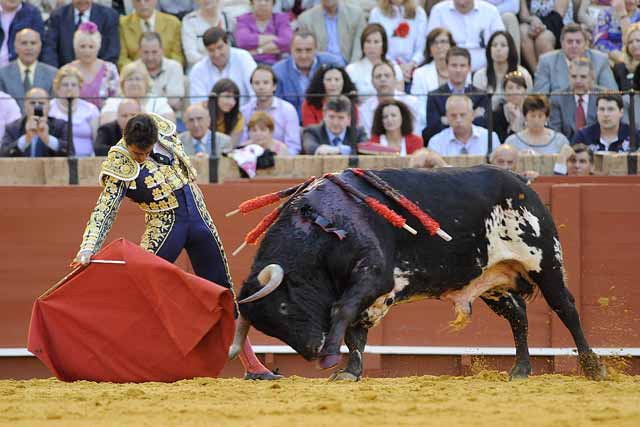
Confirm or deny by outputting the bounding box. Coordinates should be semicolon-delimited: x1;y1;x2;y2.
189;27;256;105
427;0;505;71
505;94;570;154
422;47;489;142
41;0;120;68
118;0;185;69
68;22;119;109
49;65;99;157
234;0;293;65
429;95;499;156
297;0;366;64
574;93;637;152
0;29;57;112
0;90;20;140
493;71;527;142
273;30;343;117
243;111;290;155
369;98;423;155
0;87;68;157
0;0;44;67
566;143;594;175
483;0;521;59
133;32;185;114
613;22;640;91
346;23;403;97
301;64;357;126
549;56;601;142
519;0;573;71
179;102;232;156
100;62;175;124
360;60;421;136
591;0;640;61
207;78;244;145
182;0;229;70
158;0;196;19
490;143;518;170
368;0;428;84
408;147;449;168
302;94;366;154
533;24;618;93
93;98;141;156
240;65;301;153
472;30;532;111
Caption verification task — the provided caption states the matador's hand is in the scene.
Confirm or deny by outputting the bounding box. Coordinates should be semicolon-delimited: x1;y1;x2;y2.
70;250;92;268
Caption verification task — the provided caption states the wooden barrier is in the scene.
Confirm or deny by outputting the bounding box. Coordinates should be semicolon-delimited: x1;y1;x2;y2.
0;177;639;379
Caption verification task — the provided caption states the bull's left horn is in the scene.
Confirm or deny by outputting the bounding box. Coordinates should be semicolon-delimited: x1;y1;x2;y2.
228;314;251;360
237;264;284;304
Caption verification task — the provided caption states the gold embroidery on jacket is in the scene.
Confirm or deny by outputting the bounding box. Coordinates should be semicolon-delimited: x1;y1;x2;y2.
140;210;176;254
100;144;139;183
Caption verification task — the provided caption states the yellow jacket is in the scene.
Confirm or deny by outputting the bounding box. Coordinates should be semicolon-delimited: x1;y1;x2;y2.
118;12;185;70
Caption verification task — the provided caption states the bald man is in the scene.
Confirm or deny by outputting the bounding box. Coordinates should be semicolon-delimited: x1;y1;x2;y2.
491;144;539;181
94;99;142;156
0;28;57;111
179;103;232;157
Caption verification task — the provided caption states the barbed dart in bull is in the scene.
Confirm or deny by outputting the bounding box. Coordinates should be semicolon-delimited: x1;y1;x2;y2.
225;176;316;217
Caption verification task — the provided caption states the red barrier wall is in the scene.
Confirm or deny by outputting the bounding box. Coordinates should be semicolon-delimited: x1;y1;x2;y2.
1;177;639;379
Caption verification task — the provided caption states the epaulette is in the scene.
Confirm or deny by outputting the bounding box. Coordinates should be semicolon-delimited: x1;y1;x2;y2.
148;112;177;137
99;142;140;184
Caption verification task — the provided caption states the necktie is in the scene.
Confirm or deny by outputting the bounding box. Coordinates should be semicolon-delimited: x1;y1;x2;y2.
76;11;84;29
23;68;31;93
576;96;586;131
460;145;469;155
194;139;205;154
332;137;341;147
144;20;152;32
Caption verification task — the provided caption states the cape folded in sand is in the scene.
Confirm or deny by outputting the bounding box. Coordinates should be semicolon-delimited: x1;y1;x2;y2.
27;238;235;383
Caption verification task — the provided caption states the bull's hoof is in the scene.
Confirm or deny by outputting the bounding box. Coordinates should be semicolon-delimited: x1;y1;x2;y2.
317;354;341;370
244;371;284;381
579;352;607;381
329;370;360;382
509;361;532;380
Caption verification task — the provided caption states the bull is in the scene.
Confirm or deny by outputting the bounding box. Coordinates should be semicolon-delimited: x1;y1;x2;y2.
229;166;606;380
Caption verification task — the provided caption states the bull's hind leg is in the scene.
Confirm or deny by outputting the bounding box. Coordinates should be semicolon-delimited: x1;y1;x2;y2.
534;267;606;380
482;292;531;380
329;325;368;381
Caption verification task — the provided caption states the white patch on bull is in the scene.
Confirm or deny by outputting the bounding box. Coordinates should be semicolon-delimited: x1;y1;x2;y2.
553;237;568;286
361;268;413;327
316;333;326;355
484;199;543;273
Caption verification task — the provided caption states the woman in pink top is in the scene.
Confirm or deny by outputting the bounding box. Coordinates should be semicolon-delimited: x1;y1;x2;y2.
234;0;293;65
69;22;119;109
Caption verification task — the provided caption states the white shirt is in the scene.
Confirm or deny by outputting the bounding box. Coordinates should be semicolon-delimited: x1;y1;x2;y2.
346;58;403;97
132;58;186;99
181;10;228;70
74;6;92;25
360;90;422;138
188;47;257;105
427;1;504;71
379;134;407;156
429;125;500;156
368;5;428;65
101;96;174;118
139;11;156;32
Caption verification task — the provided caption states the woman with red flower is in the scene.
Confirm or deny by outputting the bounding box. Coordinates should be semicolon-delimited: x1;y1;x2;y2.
368;0;428;84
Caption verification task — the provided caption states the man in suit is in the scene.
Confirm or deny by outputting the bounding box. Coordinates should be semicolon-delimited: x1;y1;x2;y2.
0;87;67;157
422;47;489;143
297;0;365;64
273;30;344;118
533;23;618;94
41;0;119;68
179;103;232;156
549;56;601;142
94;98;141;156
119;0;184;69
302;95;367;155
0;29;57;112
0;0;44;67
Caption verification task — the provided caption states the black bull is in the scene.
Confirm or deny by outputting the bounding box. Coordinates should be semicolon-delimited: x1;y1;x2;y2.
230;166;606;380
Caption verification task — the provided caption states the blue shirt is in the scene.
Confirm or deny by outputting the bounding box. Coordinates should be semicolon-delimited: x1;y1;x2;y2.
323;10;341;60
328;128;351;155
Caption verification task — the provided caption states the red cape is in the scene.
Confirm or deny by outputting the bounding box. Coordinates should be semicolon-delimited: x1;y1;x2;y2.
27;238;235;382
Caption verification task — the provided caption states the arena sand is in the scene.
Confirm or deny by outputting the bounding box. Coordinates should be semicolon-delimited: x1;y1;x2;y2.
0;372;638;426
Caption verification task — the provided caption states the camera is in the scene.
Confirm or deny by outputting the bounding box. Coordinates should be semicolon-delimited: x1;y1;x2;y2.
33;104;44;117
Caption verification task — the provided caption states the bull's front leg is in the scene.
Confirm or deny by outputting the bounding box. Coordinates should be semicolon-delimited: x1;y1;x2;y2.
329;325;368;381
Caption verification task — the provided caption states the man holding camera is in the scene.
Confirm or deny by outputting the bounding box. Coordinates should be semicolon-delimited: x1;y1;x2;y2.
0;87;68;157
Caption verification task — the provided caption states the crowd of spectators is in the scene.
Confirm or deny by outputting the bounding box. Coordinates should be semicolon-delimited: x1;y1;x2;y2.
0;0;638;177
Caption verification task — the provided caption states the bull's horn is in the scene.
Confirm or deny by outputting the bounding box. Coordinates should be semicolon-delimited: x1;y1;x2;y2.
228;314;251;360
237;264;284;304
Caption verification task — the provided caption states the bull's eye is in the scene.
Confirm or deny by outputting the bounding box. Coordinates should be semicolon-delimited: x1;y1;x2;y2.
279;302;288;315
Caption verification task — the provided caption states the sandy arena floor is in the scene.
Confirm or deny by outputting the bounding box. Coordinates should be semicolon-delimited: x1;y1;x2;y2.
0;372;638;427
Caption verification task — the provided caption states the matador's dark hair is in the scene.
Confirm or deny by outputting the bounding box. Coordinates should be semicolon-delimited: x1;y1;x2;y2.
124;113;158;149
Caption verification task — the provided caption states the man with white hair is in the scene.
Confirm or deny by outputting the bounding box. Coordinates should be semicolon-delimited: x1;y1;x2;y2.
428;95;499;156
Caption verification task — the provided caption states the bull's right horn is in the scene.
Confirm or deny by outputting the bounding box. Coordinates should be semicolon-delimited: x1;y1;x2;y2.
237;264;284;304
228;314;251;360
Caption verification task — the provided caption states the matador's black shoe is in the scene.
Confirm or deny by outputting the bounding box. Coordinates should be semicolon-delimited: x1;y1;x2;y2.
244;369;284;381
